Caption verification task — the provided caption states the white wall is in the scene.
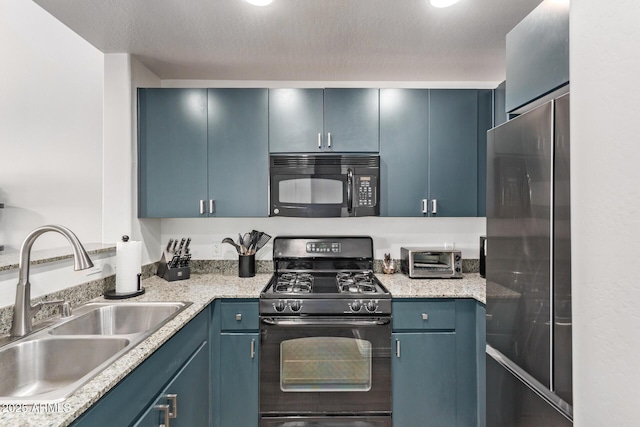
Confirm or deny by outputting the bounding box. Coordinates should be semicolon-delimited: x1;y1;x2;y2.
0;0;103;251
571;2;640;425
0;0;111;309
162;217;485;261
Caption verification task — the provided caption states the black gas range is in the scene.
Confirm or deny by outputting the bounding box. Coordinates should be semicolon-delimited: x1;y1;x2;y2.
259;236;393;427
259;236;392;316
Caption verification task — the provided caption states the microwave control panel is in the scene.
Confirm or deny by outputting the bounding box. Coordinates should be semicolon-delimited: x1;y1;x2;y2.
357;176;377;207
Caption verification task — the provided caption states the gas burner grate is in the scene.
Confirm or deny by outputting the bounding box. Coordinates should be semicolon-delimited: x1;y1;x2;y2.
336;272;378;294
275;273;314;294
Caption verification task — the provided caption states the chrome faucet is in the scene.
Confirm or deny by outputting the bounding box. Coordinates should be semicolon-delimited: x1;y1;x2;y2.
10;225;94;337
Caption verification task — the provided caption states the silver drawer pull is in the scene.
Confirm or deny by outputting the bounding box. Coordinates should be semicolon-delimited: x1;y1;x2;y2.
236;313;242;321
422;313;429;321
395;339;400;358
155;404;171;427
166;393;178;419
250;339;256;359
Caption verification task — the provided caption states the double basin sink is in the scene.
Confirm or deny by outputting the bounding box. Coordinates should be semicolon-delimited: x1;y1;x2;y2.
0;301;192;403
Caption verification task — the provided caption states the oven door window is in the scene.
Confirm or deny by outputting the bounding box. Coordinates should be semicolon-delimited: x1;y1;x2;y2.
280;337;372;392
278;177;344;204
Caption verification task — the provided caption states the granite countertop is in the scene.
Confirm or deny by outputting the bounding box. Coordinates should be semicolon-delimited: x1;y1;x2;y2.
0;244;116;272
0;272;485;427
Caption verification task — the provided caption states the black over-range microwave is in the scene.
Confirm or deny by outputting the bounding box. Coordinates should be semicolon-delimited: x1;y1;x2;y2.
269;154;380;217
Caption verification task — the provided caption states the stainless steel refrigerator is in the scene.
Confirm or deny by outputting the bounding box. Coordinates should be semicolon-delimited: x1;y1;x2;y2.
485;93;572;426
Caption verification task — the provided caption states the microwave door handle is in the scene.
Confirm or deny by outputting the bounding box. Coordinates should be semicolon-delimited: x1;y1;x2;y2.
347;168;354;214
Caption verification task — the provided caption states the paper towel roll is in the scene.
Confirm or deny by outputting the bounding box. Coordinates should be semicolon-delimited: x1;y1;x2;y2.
116;239;142;293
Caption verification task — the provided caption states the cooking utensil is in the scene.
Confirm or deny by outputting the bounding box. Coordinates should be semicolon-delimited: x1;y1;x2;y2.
166;238;174;252
255;232;271;253
239;233;248;255
222;237;241;254
171;239;179;253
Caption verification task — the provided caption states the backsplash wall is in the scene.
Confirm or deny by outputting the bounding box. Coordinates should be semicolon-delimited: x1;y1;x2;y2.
160;216;486;261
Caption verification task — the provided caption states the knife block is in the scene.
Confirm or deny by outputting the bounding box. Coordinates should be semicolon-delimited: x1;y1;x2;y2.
157;251;191;282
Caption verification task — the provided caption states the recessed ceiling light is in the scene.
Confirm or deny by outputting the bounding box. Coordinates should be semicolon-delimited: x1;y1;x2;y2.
246;0;273;6
430;0;460;8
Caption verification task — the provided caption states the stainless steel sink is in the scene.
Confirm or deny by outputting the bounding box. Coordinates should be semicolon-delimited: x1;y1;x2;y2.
50;302;187;335
0;337;130;399
0;301;192;402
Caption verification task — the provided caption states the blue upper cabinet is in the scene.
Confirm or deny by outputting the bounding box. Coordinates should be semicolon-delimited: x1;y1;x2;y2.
269;88;379;153
207;89;268;217
381;89;492;217
379;89;430;216
138;88;269;218
138;88;209;218
505;0;569;112
323;88;379;152
269;88;324;153
429;89;479;217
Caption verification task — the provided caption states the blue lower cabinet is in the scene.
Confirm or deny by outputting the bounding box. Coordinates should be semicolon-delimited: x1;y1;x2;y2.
133;341;210;426
392;299;483;427
72;308;210;426
211;299;260;427
392;332;456;427
219;333;259;426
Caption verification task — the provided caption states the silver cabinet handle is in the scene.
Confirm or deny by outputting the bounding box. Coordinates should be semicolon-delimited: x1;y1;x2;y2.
431;199;438;215
155;404;171;427
199;200;205;215
250;339;256;359
166;394;178;419
327;132;332;148
395;339;400;358
209;199;215;214
236;313;242;321
421;199;428;214
318;132;322;149
422;313;429;321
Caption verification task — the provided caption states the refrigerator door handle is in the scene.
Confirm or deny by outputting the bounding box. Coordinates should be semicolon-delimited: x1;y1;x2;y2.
486;344;573;422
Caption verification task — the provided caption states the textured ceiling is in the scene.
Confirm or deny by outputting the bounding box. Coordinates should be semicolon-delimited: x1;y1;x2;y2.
33;0;542;81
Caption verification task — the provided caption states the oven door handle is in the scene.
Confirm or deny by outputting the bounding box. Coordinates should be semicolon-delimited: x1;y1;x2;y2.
261;317;391;326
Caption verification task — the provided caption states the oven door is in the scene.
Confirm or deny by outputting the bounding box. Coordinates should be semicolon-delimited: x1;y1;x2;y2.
260;316;392;418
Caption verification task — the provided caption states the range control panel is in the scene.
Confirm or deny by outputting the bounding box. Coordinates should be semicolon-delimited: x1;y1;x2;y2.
306;242;341;254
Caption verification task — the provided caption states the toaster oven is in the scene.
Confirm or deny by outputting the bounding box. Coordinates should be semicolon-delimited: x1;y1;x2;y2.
400;248;463;279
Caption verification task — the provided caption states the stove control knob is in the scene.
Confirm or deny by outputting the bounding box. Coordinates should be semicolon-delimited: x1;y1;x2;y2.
365;300;378;313
274;300;286;312
290;300;302;312
350;301;362;313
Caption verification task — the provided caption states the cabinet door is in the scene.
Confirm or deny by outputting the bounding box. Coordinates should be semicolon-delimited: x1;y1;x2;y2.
392;332;456;427
220;333;259;427
208;89;268;216
429;89;479;217
138;88;208;218
134;341;209;427
269;89;324;153
324;88;379;152
380;89;429;216
477;89;494;217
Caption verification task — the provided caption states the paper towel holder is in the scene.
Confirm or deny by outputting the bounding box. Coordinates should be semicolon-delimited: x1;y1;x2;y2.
105;273;144;299
105;235;145;299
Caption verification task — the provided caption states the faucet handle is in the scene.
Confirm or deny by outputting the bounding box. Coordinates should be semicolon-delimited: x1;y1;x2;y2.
38;299;73;318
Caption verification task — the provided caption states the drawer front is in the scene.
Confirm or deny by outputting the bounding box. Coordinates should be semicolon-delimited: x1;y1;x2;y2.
220;301;259;331
392;300;456;331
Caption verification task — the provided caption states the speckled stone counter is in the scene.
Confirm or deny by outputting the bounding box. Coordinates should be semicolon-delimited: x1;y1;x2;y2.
379;272;486;304
0;272;484;427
